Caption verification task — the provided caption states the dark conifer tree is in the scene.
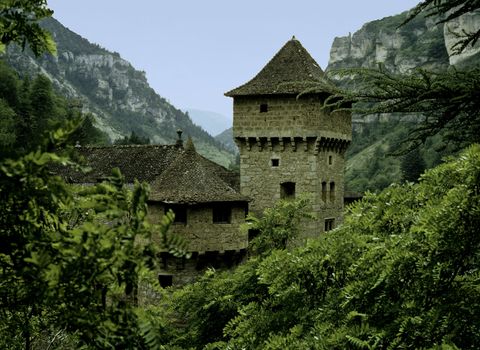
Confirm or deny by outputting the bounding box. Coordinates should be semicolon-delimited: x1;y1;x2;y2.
401;148;426;182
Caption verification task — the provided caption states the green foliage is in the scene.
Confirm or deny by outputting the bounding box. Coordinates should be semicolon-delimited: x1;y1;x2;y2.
401;147;427;182
0;124;188;348
344;119;452;192
0;0;56;56
69;113;110;146
247;196;313;256
114;130;151;145
0;61;109;154
164;144;480;349
326;67;480;153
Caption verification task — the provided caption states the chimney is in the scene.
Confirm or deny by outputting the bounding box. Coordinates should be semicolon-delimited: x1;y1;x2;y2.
176;129;183;147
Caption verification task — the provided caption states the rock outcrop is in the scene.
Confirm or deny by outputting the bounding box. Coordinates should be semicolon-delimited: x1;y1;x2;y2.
327;9;480;73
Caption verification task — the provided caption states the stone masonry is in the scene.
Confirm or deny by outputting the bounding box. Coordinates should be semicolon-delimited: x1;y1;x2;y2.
226;37;352;236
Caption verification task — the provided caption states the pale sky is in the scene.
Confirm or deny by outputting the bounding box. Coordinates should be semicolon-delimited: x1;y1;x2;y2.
47;1;421;119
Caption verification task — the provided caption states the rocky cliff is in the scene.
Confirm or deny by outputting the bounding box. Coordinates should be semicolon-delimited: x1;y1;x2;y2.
4;18;234;167
327;9;480;73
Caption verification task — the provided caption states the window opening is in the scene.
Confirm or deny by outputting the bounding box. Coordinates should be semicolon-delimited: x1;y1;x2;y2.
165;205;187;224
328;155;333;165
213;205;231;224
322;181;327;202
325;218;335;232
280;182;296;200
271;158;279;167
158;274;173;288
248;228;260;242
160;252;169;269
330;182;335;202
260;103;268;113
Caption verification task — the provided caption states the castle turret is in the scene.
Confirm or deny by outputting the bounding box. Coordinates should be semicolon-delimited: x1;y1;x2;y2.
225;37;351;235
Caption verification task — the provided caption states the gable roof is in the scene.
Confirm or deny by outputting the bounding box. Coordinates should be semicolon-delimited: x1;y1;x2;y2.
62;144;181;183
225;36;328;97
149;144;248;204
57;143;245;204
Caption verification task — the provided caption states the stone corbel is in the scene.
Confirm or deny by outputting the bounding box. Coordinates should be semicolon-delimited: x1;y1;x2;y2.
314;137;320;155
279;138;285;151
256;137;262;151
246;138;252;151
303;137;308;152
290;137;296;152
267;137;273;151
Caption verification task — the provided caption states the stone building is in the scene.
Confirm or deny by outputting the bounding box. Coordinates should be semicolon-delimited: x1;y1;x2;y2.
225;37;352;235
61;137;248;285
61;37;351;284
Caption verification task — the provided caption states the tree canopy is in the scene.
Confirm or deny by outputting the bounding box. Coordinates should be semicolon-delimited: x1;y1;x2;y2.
0;0;56;56
163;144;480;349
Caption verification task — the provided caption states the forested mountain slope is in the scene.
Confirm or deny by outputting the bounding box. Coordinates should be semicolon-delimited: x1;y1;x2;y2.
4;18;235;167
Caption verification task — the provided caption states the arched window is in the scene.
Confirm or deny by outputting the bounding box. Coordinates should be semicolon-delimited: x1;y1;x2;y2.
330;182;335;202
322;181;327;202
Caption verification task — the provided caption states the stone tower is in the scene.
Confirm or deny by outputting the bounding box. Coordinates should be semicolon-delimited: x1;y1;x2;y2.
225;37;352;235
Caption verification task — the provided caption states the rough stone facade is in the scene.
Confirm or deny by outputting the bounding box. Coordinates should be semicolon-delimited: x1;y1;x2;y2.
233;95;351;236
147;203;248;253
148;202;248;286
227;38;352;236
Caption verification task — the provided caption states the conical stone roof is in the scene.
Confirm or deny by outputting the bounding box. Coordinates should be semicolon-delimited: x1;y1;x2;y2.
149;140;248;204
225;36;328;97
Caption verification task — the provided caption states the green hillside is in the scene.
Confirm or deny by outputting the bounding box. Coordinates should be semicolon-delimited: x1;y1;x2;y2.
4;18;235;167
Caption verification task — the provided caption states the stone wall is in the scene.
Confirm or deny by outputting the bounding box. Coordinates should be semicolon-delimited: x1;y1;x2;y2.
147;202;248;252
233;95;351;139
233;94;351;237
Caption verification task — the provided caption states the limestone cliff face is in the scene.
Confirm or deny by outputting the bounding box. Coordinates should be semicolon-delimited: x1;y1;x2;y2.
327;10;480;73
327;12;450;74
5;18;234;166
444;10;480;67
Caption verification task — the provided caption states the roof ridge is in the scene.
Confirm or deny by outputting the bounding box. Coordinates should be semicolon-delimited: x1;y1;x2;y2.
79;144;179;149
225;37;327;97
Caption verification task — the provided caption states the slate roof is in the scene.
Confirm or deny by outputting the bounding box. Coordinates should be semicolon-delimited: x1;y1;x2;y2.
225;36;330;97
58;143;244;204
149;140;248;204
62;144;181;183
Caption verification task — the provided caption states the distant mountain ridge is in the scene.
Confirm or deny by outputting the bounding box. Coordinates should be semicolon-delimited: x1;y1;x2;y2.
4;18;235;167
185;109;231;137
214;127;238;155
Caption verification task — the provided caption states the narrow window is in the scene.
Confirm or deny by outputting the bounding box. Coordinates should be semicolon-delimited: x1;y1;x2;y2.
160;252;169;269
271;158;279;167
213;205;231;224
248;228;260;242
328;155;333;165
330;182;335;202
260;103;268;113
165;205;187;224
158;273;173;288
325;218;335;232
280;182;296;200
322;181;327;202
